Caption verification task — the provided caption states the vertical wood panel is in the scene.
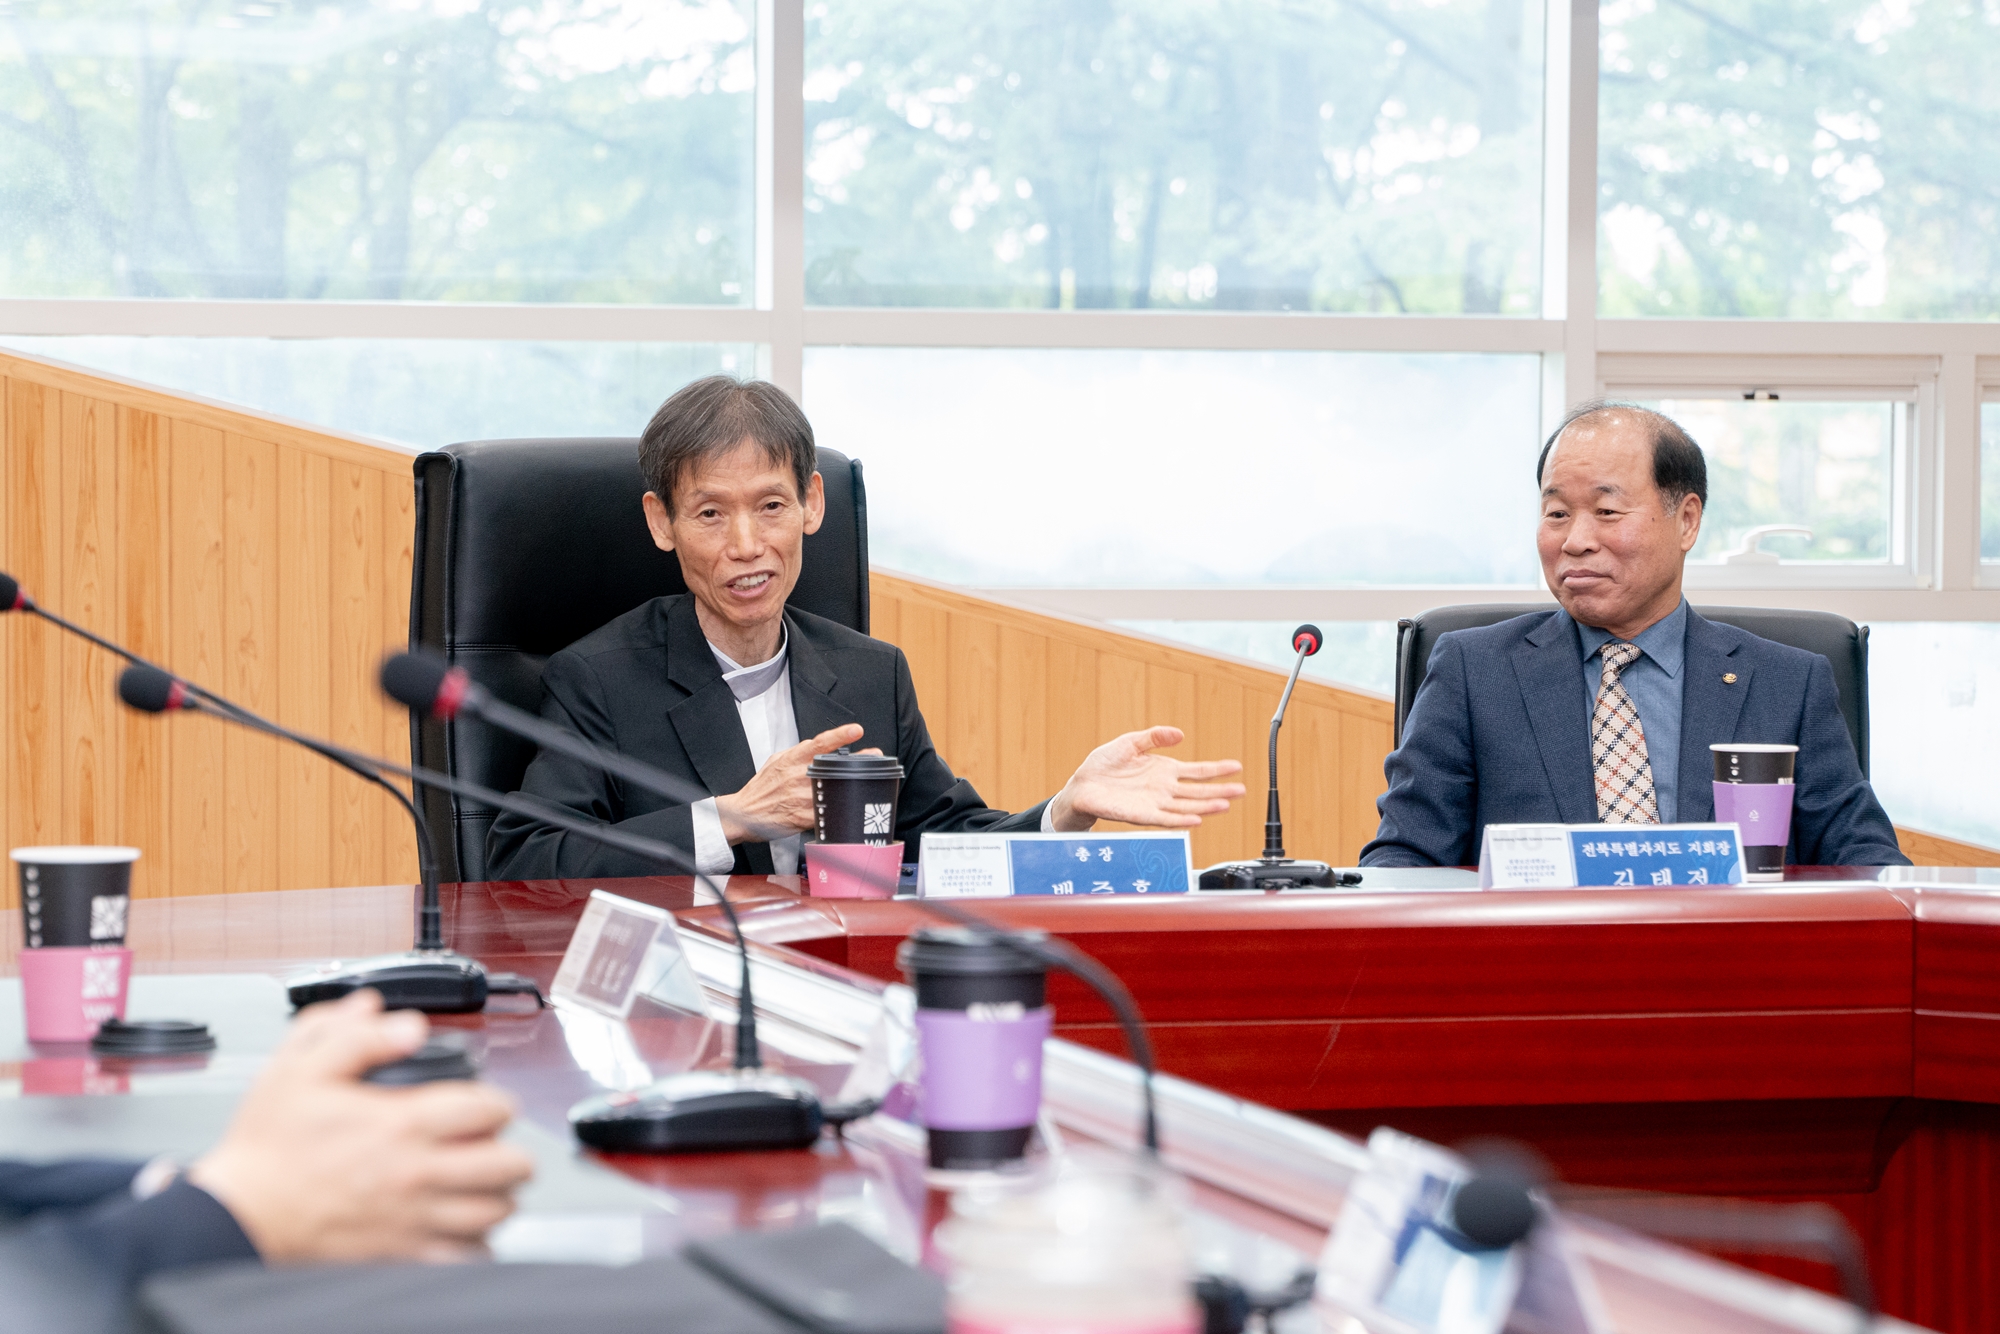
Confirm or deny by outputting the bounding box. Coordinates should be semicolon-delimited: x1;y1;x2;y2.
60;391;119;849
330;463;387;888
1195;673;1247;865
995;626;1048;811
120;407;170;897
223;434;280;896
1096;653;1148;741
899;598;951;727
381;471;418;882
945;614;999;791
277;447;333;891
1045;638;1099;782
6;380;63;877
168;422;228;898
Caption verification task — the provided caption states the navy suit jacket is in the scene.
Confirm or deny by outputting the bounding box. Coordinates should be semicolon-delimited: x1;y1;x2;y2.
1361;607;1908;869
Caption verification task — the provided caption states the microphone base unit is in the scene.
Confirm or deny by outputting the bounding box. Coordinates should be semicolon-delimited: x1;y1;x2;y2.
286;949;513;1014
1198;859;1361;891
569;1069;826;1154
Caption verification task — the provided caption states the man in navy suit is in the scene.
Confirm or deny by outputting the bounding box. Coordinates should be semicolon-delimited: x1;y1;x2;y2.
1362;401;1906;869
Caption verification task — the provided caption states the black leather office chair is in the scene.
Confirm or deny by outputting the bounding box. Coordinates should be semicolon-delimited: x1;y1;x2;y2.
1392;604;1870;776
407;438;871;883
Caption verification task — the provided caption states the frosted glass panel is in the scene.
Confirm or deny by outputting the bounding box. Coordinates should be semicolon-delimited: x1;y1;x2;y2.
1870;623;2000;850
804;347;1545;587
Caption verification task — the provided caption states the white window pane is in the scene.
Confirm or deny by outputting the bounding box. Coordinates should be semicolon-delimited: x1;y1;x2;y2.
0;2;755;303
1983;403;2000;563
804;347;1544;587
0;337;751;449
1599;0;2000;318
1870;624;2000;847
1110;621;1397;697
806;0;1545;313
1641;399;1898;565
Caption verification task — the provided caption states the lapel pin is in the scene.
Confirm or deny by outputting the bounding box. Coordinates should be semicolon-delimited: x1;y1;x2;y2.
1723;673;1737;684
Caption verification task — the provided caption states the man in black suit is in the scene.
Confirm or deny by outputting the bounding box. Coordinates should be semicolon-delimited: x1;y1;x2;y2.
0;990;533;1323
488;376;1246;881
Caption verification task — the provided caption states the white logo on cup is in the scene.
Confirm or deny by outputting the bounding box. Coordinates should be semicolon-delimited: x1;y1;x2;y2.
863;803;894;836
90;896;127;941
81;955;122;1001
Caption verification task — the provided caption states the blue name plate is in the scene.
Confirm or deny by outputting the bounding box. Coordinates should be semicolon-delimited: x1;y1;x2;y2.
917;831;1194;899
1480;823;1746;889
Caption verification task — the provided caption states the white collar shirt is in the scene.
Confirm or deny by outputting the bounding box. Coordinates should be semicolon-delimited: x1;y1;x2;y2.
688;632;803;876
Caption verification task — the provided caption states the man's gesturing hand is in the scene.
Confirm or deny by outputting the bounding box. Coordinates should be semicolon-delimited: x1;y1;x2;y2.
188;990;534;1264
714;723;866;845
1047;725;1246;832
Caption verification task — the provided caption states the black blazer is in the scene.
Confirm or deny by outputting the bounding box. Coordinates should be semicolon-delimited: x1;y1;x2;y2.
486;595;1046;880
1361;607;1908;869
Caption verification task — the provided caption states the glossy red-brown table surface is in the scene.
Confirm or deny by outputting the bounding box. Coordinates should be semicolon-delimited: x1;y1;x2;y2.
439;867;1999;1333
0;880;1914;1334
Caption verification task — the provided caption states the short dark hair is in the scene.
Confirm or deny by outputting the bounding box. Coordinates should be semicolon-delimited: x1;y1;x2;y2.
639;375;817;515
1535;399;1707;509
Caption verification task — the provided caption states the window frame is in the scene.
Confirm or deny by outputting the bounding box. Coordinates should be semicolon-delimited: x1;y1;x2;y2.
0;0;1997;628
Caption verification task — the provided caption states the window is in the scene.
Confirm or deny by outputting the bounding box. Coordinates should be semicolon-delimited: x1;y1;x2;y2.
1599;0;2000;319
1643;398;1905;567
0;1;757;303
802;347;1543;586
804;0;1545;312
1;337;751;450
1984;400;2000;563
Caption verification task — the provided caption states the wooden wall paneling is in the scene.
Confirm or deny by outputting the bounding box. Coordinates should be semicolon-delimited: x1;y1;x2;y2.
1194;671;1247;864
167;421;228;900
899;596;951;731
1144;662;1201;859
223;433;280;896
329;463;387;889
59;390;120;854
119;407;170;898
2;380;63;890
1897;826;2000;867
1341;709;1392;864
1044;637;1099;790
995;626;1048;812
277;447;333;892
381;470;418;882
945;613;999;802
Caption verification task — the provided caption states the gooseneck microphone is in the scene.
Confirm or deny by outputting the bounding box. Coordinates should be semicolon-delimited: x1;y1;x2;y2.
1;571;447;961
117;665;514;1014
1198;625;1356;890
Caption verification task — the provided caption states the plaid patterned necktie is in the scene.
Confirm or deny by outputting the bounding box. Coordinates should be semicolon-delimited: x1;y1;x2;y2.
1592;640;1661;824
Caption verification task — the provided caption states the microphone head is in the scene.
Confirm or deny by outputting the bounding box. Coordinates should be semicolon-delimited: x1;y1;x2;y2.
0;571;24;611
1291;623;1322;657
1451;1173;1538;1250
118;665;186;714
380;651;473;719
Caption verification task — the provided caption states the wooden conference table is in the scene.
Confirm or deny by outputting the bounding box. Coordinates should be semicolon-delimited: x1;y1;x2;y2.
0;874;1954;1334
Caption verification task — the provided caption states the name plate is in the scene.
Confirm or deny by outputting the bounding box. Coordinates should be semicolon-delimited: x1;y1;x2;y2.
551;890;704;1018
1479;823;1746;889
917;831;1193;899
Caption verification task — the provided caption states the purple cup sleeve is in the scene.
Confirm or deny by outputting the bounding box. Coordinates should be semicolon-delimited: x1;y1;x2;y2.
1713;781;1795;847
914;1005;1052;1131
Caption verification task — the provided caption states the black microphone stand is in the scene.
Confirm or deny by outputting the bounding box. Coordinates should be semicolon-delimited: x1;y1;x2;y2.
1200;625;1353;890
4;573;456;996
116;669;506;1013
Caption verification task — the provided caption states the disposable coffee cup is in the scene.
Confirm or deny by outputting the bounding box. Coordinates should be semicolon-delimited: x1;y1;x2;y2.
1710;745;1798;882
899;927;1052;1172
808;749;904;846
12;847;138;949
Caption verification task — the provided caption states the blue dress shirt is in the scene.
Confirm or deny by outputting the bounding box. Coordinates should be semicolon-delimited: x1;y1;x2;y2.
1577;600;1688;822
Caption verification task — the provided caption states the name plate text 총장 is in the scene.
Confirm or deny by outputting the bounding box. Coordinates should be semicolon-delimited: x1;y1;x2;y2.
916;831;1194;899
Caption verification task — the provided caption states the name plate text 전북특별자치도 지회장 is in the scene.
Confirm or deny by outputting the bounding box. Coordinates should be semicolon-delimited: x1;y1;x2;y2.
1478;823;1746;890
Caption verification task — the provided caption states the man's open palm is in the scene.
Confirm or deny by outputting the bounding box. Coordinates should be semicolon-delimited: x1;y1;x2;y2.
1049;726;1245;831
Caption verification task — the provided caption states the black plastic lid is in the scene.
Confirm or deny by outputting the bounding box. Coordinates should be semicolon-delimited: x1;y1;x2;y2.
897;927;1048;978
90;1019;216;1057
806;748;905;780
362;1034;480;1086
